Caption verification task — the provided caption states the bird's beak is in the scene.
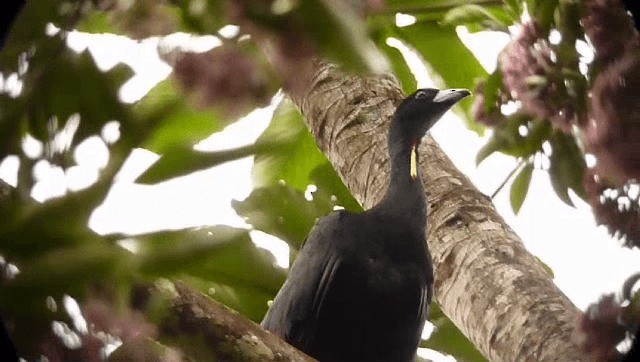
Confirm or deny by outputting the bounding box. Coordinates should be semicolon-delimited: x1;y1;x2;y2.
432;89;471;104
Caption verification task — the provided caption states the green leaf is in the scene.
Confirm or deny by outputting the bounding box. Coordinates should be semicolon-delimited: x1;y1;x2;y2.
423;303;488;362
527;0;558;33
534;256;555;278
297;0;389;74
476;116;552;165
370;18;417;94
76;11;117;34
503;0;524;20
442;4;509;31
133;225;286;321
476;136;506;165
386;0;491;16
482;68;503;114
0;243;131;318
309;163;362;213
0;177;113;259
136;142;272;184
510;162;533;214
232;184;335;250
548;131;586;207
252;99;327;190
397;21;487;132
171;0;227;35
135;80;224;154
0;0;59;73
175;228;287;300
19;47;133;145
182;276;276;323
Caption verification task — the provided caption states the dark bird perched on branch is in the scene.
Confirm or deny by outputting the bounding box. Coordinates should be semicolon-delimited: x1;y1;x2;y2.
261;88;470;361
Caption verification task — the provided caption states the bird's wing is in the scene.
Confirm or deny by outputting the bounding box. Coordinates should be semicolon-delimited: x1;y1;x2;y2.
417;281;433;321
261;211;345;348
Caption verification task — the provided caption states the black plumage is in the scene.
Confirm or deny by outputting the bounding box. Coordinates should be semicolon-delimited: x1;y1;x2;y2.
262;88;470;361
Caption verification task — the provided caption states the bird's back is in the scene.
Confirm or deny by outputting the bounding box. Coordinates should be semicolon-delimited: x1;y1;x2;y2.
262;210;433;362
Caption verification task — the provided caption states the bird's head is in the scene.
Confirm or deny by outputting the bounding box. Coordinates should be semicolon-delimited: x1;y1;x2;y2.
391;88;471;141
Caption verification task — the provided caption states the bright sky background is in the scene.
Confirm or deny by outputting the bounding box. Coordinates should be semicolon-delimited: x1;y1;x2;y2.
1;20;639;361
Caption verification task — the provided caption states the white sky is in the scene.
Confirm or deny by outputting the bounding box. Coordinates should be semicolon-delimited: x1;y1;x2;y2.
1;22;639;329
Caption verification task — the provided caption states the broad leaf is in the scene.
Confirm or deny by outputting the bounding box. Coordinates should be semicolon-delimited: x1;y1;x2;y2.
0;242;131;319
0;0;59;73
136;142;273;184
135;80;224;154
442;4;510;31
297;0;389;74
370;18;418;94
510;162;534;214
476;136;507;165
232;184;335;250
0;177;113;259
482;68;503;115
310;163;362;213
397;21;487;132
176;228;287;298
422;303;488;362
526;0;559;33
184;276;277;323
476;116;552;165
133;225;286;321
252;99;329;191
549;131;586;207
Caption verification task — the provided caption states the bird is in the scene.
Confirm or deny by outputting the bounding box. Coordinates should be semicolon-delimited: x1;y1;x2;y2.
261;88;471;362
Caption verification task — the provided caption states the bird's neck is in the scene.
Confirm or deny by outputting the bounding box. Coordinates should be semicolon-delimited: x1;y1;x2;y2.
377;138;427;228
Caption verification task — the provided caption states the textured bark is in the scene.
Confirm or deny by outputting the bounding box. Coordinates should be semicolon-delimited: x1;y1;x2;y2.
290;64;586;362
126;280;315;362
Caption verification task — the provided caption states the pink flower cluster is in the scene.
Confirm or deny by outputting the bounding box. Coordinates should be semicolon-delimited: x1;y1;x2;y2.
499;22;575;132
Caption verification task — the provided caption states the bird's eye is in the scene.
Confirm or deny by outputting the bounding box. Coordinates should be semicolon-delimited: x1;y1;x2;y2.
415;91;427;99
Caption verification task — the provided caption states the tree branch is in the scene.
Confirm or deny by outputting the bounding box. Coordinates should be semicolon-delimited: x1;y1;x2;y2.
125;280;315;362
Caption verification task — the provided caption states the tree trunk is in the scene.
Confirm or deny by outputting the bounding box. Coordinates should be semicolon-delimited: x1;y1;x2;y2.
290;63;586;362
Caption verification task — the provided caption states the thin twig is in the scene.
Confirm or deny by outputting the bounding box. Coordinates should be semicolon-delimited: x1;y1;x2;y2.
490;158;527;199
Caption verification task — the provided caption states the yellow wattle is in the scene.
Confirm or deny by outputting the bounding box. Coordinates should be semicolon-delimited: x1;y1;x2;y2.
410;145;418;180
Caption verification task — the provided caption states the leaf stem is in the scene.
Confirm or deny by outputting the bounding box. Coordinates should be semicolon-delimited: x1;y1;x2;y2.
377;0;503;15
491;158;527;199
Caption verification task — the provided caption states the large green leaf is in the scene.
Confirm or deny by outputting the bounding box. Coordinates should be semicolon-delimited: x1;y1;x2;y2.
549;131;586;207
309;163;362;213
251;99;361;211
135;79;224;154
1;41;133;154
442;4;511;31
385;0;497;15
175;228;286;297
370;18;418;94
422;303;488;362
0;0;59;73
297;0;389;74
510;162;534;214
0;242;131;319
183;276;276;323
232;184;335;250
0;177;113;259
25;47;132;143
397;21;487;131
526;0;559;33
252;99;328;190
170;0;227;35
476;116;552;165
397;21;486;97
132;225;286;321
136;142;272;184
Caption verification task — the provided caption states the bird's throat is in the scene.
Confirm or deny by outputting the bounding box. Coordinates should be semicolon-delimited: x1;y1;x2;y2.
410;143;418;181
